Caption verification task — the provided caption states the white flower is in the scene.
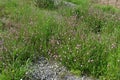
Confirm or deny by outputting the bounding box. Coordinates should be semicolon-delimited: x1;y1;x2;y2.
118;60;120;62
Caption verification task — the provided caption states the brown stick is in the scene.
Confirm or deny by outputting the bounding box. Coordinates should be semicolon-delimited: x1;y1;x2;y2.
107;0;109;5
100;0;101;3
115;0;118;6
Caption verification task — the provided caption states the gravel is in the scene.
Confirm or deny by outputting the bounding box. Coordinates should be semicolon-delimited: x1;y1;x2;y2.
53;0;77;9
23;57;95;80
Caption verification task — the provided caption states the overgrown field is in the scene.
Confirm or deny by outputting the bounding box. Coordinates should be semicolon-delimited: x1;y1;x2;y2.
0;0;120;80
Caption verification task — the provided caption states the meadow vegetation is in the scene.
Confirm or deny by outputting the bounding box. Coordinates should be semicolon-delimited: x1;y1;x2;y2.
0;0;120;80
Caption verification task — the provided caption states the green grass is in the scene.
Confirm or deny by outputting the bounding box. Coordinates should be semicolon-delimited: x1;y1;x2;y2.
0;0;120;80
94;4;120;13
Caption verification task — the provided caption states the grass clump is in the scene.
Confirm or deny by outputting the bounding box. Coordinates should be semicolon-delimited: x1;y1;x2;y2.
35;0;55;9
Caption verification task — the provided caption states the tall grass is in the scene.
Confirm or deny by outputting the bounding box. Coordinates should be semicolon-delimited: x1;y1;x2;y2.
0;0;120;80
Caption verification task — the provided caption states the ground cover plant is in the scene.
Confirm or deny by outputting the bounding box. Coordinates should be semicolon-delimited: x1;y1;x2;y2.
0;0;120;80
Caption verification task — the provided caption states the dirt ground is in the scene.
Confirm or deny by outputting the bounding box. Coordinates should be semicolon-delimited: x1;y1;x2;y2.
99;0;120;8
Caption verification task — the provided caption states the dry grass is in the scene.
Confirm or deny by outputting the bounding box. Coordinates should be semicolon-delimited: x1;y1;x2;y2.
99;0;120;8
